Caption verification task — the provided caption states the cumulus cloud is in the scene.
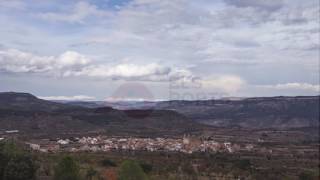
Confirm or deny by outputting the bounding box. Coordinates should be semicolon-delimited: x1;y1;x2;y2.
0;49;90;74
0;48;195;82
39;95;96;101
64;63;174;81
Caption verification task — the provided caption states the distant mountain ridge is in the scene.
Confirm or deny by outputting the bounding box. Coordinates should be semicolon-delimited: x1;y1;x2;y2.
0;92;318;136
0;92;201;137
64;95;320;129
0;92;78;111
154;96;320;129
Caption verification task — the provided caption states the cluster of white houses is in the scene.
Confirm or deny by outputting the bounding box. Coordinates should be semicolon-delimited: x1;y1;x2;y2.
26;135;256;154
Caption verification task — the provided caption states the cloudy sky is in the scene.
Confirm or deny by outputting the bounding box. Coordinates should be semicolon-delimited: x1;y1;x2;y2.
0;0;319;101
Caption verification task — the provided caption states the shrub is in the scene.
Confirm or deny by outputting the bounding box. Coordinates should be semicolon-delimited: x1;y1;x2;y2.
118;160;148;180
54;156;80;180
234;159;251;170
0;141;37;180
3;154;37;180
139;162;153;174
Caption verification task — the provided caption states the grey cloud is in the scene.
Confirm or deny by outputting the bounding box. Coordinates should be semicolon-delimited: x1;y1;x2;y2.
222;0;319;26
0;0;26;10
67;0;318;68
225;0;284;11
37;1;112;24
0;0;319;97
233;40;261;48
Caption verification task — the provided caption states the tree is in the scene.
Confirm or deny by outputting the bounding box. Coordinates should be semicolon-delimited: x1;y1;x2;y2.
0;141;23;157
54;156;80;180
118;160;148;180
3;154;37;180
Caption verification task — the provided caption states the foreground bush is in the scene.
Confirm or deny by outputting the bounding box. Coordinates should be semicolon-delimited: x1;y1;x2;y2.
118;160;148;180
54;156;80;180
0;141;37;180
3;155;37;180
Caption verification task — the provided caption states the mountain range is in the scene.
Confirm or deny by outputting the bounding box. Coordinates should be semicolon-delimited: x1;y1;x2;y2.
0;92;319;137
65;96;320;129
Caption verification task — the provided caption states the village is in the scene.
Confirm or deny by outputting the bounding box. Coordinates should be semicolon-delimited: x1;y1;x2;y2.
24;135;257;154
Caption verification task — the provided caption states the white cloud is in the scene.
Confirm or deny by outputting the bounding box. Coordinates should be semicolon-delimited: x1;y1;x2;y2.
0;48;196;82
169;75;246;96
0;49;90;74
57;51;90;67
39;95;96;101
64;63;173;81
201;75;246;93
259;83;320;92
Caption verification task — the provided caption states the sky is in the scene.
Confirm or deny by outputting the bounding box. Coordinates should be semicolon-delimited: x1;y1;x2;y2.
0;0;319;101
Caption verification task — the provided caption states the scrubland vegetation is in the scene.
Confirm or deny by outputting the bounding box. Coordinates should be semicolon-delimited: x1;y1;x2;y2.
0;140;319;180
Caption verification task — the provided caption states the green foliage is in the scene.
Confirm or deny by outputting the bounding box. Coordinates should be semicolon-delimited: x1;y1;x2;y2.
3;155;37;180
0;150;9;178
234;159;251;170
54;156;81;180
0;141;37;180
299;171;317;180
100;158;117;167
0;141;23;157
118;160;148;180
139;162;153;174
